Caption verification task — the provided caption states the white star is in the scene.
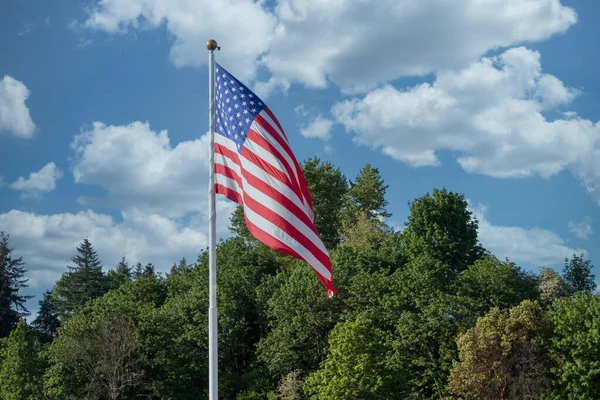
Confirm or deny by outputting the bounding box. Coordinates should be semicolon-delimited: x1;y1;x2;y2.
233;95;238;100
245;118;250;123
249;94;253;98
232;87;236;92
236;113;241;118
239;86;244;91
230;80;234;85
251;108;256;113
226;98;230;103
235;134;239;139
243;109;249;114
242;101;247;106
228;107;232;112
240;94;246;98
258;102;262;106
222;73;226;78
224;120;228;126
238;122;243;127
234;104;239;109
225;89;229;94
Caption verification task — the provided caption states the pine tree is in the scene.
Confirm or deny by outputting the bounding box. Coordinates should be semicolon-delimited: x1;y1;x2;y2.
133;262;143;279
0;319;44;399
0;232;31;338
116;256;132;278
53;238;109;319
31;290;61;343
345;163;391;221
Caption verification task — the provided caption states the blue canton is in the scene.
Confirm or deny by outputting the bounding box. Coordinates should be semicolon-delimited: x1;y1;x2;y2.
214;63;266;153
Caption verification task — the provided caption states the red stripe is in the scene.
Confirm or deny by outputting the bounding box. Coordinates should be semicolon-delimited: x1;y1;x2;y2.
243;195;330;269
215;143;241;166
264;107;287;141
215;184;243;205
244;213;335;295
254;114;313;211
215;163;242;188
240;146;297;192
240;168;318;236
247;128;303;199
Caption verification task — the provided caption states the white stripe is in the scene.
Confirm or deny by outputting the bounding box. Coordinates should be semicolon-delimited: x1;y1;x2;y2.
244;206;332;281
215;173;243;196
259;110;289;147
242;176;328;256
257;111;313;219
251;119;300;187
238;156;310;220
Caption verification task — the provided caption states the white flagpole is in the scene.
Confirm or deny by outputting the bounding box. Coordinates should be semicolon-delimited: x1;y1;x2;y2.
207;38;218;400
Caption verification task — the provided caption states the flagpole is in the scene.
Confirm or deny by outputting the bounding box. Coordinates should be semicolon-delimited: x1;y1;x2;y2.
207;38;218;400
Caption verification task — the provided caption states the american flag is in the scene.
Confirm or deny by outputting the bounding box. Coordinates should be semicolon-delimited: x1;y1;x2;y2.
212;63;336;297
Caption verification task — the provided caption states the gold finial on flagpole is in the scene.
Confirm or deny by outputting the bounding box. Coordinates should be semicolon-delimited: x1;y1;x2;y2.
206;39;218;51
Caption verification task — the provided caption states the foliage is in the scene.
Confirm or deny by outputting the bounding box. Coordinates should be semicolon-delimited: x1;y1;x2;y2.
539;267;570;305
344;163;390;221
0;232;31;338
31;290;61;343
562;253;596;293
449;300;552;400
53;238;110;320
304;319;399;400
0;319;45;399
550;292;600;399
401;188;484;279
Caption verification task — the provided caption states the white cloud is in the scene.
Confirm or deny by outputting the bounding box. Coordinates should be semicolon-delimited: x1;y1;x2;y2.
10;162;63;199
82;0;575;93
0;206;235;289
0;76;36;138
568;216;593;240
299;115;333;140
333;47;600;204
471;204;584;267
83;0;276;82
71;121;213;217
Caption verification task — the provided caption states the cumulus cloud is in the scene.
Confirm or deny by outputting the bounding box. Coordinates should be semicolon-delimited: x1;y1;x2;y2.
471;204;585;267
10;162;63;199
568;216;593;240
333;47;600;204
83;0;276;82
0;205;235;289
299;115;334;140
0;76;36;138
71;121;214;217
82;0;576;93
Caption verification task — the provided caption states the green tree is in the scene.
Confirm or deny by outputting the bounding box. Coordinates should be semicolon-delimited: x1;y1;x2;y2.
304;319;400;399
562;253;596;293
31;290;60;343
0;320;44;399
449;300;551;400
53;238;109;319
0;232;31;338
344;163;390;221
401;188;484;280
457;255;539;317
550;291;600;399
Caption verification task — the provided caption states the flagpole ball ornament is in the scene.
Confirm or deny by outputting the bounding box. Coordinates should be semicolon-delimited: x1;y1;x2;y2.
206;39;218;51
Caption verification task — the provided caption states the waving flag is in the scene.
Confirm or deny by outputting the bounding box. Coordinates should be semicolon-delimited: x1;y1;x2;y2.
212;63;336;296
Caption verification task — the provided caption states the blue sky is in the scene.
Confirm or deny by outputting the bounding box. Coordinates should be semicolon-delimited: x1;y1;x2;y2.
1;0;598;317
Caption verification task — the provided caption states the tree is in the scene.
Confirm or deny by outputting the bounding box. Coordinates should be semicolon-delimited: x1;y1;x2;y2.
31;290;60;343
562;253;596;293
300;157;348;249
550;292;600;399
116;256;132;278
538;267;570;305
449;300;552;400
53;238;109;320
304;319;400;399
344;163;390;221
401;188;484;280
0;319;44;399
0;232;31;338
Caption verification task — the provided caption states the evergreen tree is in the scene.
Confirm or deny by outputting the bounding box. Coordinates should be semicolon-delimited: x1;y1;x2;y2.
133;262;143;278
142;263;156;277
0;319;44;399
0;232;31;338
562;253;596;293
345;163;390;221
53;238;109;319
31;290;60;343
116;256;132;278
